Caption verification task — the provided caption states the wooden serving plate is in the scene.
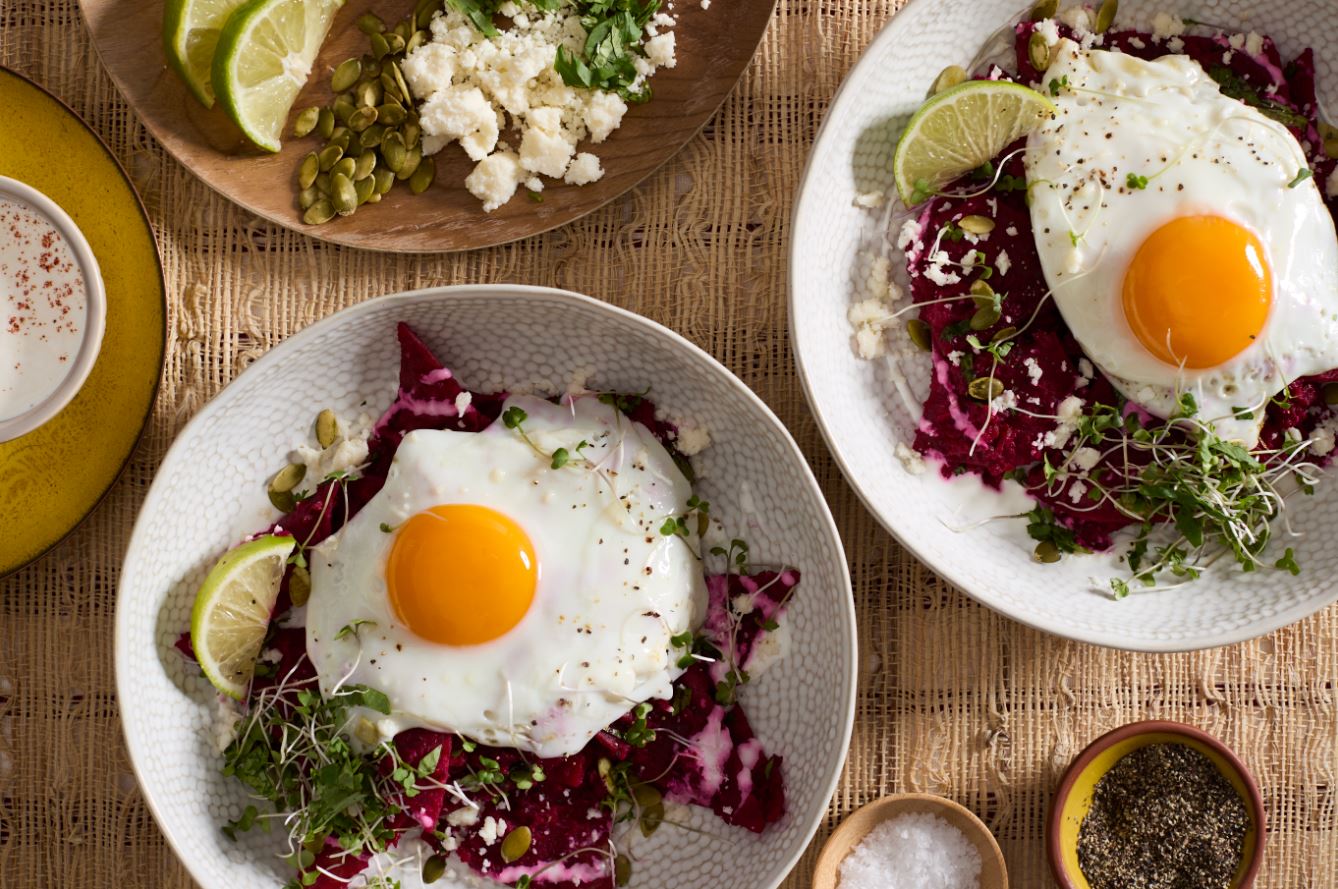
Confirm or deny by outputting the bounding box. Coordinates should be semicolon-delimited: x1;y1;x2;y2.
76;0;775;252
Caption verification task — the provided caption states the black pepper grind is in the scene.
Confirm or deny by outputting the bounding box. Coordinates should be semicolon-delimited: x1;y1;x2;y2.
1077;743;1249;889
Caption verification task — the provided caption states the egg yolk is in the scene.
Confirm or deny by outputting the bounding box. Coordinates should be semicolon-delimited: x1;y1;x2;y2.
1122;216;1273;369
386;504;536;646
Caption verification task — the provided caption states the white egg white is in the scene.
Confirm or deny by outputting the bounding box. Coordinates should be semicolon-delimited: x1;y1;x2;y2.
1026;40;1338;445
306;394;705;758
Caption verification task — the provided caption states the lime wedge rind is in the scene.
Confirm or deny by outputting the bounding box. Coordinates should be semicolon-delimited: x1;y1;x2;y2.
163;0;251;108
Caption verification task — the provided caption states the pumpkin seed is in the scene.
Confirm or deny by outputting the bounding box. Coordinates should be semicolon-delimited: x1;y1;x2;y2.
931;65;968;96
354;717;379;746
332;173;358;216
402;121;421;149
370;32;391;59
318;144;343;172
330;158;355;182
415;0;443;28
967;376;1004;401
500;826;531;864
1095;0;1118;33
407;29;429;54
390;62;411;103
1320;122;1338;159
268;488;296;512
315;408;339;447
634;784;664;837
298;186;320;209
392;19;411;41
1324;382;1338;405
1029;32;1053;72
384;32;406;54
349;105;378;132
409;157;435;193
373;167;396;195
356;79;382;108
366;191;382;204
377;103;408;126
270;462;307;494
396;146;423;181
958;214;995;235
614;855;631;887
361;55;383;80
357;12;386;34
354;150;378;180
1029;0;1058;20
969;306;1001;330
382;131;408;173
314;172;332;195
1033;540;1061;563
421;854;446;884
289;564;312;607
380;72;402;102
355;175;376;204
332;58;362;93
333;93;356;124
329;127;352;152
298;152;319;189
304;198;335;225
292;106;320;138
317;107;335;139
360;125;386;150
907;319;932;351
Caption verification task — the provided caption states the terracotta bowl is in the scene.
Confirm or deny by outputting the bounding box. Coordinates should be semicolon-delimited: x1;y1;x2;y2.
812;793;1008;889
1048;720;1267;889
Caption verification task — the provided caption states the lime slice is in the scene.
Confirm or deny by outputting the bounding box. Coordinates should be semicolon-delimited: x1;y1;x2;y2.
163;0;250;107
894;80;1057;206
191;534;296;699
211;0;344;152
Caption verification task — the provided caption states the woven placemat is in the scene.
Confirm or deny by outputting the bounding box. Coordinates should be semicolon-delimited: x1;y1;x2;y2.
2;0;1336;886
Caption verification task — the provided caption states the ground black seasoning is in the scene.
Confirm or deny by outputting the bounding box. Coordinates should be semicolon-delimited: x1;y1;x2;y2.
1076;742;1248;889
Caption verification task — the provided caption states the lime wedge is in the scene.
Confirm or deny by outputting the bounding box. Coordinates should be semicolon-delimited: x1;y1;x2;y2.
894;80;1057;206
211;0;344;152
163;0;250;107
190;534;296;699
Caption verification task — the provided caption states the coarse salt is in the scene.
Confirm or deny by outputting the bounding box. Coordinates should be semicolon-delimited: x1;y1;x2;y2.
838;812;982;889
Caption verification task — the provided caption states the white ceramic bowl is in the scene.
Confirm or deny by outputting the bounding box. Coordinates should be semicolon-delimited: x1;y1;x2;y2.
0;175;105;442
790;0;1338;651
116;286;856;889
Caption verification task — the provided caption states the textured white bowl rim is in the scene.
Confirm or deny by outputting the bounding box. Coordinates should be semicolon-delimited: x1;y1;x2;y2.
0;175;107;442
116;284;857;889
788;0;1338;653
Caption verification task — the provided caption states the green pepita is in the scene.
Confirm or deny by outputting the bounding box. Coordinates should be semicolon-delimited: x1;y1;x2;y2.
298;186;320;209
407;29;429;54
500;826;531;864
390;62;411;103
332;173;358;216
354;150;378;181
349;105;378;132
415;0;444;29
907;319;932;351
393;19;411;41
331;157;357;181
314;172;332;195
396;146;422;181
354;175;376;204
268;488;296;512
373;167;396;195
1029;0;1058;20
317;108;335;140
967;376;1004;401
315;408;339;447
1320;122;1338;159
1029;31;1053;72
969;306;1001;330
421;854;446;884
958;215;995;235
298;152;319;189
931;65;968;96
289;564;312;607
331;58;362;93
360;125;386;150
382;132;407;173
318;144;343;172
269;462;306;494
292;106;320;138
1095;0;1118;33
354;717;379;746
614;854;631;887
380;72;402;103
329;128;352;152
1033;540;1062;563
361;55;383;80
356;79;383;109
304;198;335;225
357;12;386;35
377;103;408;126
402;121;421;149
366;191;382;204
370;32;391;59
333;93;356;124
409;157;435;194
384;32;406;54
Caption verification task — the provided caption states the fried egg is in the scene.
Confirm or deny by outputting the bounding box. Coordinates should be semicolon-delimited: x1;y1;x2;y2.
1026;40;1338;445
306;393;705;758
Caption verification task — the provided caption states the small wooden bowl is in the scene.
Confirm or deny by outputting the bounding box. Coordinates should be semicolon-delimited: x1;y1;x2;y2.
812;793;1009;889
1048;720;1266;889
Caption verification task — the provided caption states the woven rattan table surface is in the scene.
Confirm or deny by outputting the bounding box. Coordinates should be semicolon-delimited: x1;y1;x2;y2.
1;0;1336;886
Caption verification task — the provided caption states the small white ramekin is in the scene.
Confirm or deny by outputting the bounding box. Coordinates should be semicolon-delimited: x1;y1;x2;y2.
0;176;107;442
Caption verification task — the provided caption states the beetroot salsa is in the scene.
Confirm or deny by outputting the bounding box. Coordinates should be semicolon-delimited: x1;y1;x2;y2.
900;12;1338;594
182;324;795;889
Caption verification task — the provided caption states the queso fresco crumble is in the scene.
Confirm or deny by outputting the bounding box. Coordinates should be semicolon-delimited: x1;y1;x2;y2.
403;1;687;211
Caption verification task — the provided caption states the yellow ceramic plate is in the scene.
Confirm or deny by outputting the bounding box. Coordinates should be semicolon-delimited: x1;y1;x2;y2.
0;68;165;576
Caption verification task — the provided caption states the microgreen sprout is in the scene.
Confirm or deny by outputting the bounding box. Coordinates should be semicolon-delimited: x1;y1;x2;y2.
1126;173;1149;190
708;538;751;574
660;495;710;539
1288;168;1313;189
334;619;377;641
1048;74;1070;97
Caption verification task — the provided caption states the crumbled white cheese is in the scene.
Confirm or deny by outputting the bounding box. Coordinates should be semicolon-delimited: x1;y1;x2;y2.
1285;426;1304;445
1005;225;1019;238
1057;6;1092;33
1070;446;1101;472
1222;51;1235;65
673;422;712;456
1076;358;1094;389
848;298;896;359
1034;18;1061;46
700;0;711;7
1127;35;1146;49
479;816;505;845
947;350;963;367
995;249;1011;277
1311;421;1337;456
584;91;628;143
564;151;604;185
1151;12;1185;39
1044;395;1086;450
1167;36;1185;53
447;806;480;827
897;218;924;252
1024;356;1044;385
1228;33;1245;50
454;391;473;415
290;411;373;483
855;191;886;209
464;150;525;211
924;251;961;287
1245;32;1265;56
896;441;926;475
1067;479;1089;504
747;620;789;675
211;699;243;753
644;32;677;67
418;86;500;162
519;119;576;177
991;389;1019;413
